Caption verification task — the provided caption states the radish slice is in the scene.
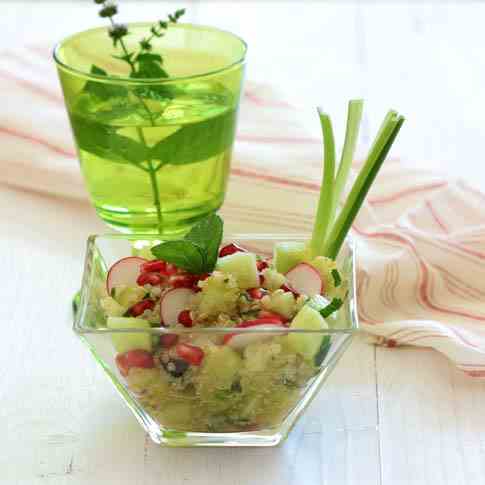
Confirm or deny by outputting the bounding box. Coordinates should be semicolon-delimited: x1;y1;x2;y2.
106;256;147;294
160;288;195;326
285;263;323;296
223;321;286;349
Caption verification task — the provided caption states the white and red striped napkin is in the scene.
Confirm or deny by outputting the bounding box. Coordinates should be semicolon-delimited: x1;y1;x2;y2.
3;46;485;376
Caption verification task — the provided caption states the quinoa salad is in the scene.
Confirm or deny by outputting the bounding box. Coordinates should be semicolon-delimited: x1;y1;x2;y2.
98;215;348;433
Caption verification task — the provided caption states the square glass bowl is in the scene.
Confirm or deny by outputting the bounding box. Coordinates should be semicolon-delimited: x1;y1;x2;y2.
74;234;359;447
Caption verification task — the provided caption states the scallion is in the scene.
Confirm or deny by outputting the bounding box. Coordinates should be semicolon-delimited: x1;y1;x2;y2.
309;101;405;260
309;109;336;257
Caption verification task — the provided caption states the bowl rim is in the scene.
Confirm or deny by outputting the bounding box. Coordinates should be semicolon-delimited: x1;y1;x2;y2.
73;233;359;336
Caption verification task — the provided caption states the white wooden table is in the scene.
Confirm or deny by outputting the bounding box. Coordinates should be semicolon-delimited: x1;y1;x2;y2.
2;2;485;484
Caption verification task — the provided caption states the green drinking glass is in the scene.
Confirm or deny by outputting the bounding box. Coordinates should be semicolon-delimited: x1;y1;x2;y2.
54;23;246;235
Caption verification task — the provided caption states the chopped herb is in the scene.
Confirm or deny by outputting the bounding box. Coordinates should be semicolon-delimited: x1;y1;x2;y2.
331;268;342;287
320;298;343;319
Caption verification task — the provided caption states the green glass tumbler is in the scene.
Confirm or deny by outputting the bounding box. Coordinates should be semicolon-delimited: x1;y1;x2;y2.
54;23;246;235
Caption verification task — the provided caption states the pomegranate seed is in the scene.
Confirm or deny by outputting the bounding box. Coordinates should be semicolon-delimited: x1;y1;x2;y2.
130;299;155;317
137;272;162;286
219;243;247;258
116;349;155;376
125;349;155;368
141;260;166;273
281;283;300;297
115;354;129;377
164;263;178;276
169;274;197;289
178;310;193;327
176;343;205;366
160;333;178;348
257;260;269;271
247;288;263;300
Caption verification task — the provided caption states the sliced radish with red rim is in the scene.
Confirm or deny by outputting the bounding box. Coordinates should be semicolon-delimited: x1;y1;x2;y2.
106;256;147;294
223;321;286;349
285;263;323;297
160;287;195;326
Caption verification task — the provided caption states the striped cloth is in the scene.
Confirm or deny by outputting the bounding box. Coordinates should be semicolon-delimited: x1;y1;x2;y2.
3;46;485;376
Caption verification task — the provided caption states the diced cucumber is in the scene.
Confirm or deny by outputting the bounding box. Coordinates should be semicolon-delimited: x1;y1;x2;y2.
262;290;295;319
198;346;242;396
261;268;286;291
216;252;259;289
100;296;127;317
286;304;329;364
113;286;147;308
107;317;152;353
273;242;309;274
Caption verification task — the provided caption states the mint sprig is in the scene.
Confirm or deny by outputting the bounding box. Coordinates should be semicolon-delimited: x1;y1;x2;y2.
151;214;223;274
86;1;186;234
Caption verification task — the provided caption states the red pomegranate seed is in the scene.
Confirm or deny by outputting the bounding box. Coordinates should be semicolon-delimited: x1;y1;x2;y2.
219;243;247;258
116;350;155;376
164;263;178;276
137;272;162;286
125;349;155;368
130;299;155;317
115;354;130;377
176;343;205;366
141;260;166;273
160;334;178;348
281;283;300;297
257;260;269;271
178;310;193;327
247;288;264;300
169;274;197;289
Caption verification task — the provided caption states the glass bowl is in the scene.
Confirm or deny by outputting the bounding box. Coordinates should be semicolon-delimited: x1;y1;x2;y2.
74;234;359;447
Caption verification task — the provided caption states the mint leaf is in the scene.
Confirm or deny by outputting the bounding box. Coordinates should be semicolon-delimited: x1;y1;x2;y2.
150;109;236;165
149;214;224;274
84;65;127;100
70;115;148;166
136;53;163;64
151;241;205;274
130;55;174;102
131;56;169;79
185;213;223;271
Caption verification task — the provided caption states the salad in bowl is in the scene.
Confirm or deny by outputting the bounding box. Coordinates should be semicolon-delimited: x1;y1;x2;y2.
74;101;404;446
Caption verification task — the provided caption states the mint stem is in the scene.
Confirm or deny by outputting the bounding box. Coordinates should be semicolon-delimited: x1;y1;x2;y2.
109;17;164;233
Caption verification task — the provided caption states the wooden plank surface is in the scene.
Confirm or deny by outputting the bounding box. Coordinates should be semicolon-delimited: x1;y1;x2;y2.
2;1;485;484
